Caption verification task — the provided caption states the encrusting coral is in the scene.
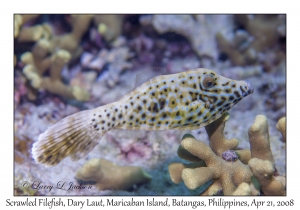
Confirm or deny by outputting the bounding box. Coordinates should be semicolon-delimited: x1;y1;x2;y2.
75;158;152;191
168;113;286;195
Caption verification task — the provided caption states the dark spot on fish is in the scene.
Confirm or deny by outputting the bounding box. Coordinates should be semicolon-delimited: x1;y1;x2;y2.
175;89;177;92
130;102;134;106
115;109;118;112
143;99;147;104
108;123;110;126
159;98;166;110
164;88;167;92
163;113;167;118
176;111;180;116
153;103;159;112
240;86;246;94
125;106;128;109
198;111;202;116
130;116;133;120
107;113;110;117
233;99;240;103
234;91;241;98
188;116;193;121
166;121;169;124
180;95;183;99
99;115;101;117
142;113;146;118
182;81;185;84
112;117;115;121
185;102;189;106
229;96;234;100
92;119;95;121
94;125;97;128
102;127;104;130
164;82;166;84
102;120;105;124
152;92;155;96
118;114;122;118
138;106;142;111
222;82;229;86
193;84;196;89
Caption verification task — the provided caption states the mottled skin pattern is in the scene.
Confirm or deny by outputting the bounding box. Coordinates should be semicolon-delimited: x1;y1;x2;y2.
32;68;254;165
91;68;253;132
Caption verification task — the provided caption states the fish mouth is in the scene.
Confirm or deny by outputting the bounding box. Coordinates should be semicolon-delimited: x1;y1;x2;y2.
242;80;254;97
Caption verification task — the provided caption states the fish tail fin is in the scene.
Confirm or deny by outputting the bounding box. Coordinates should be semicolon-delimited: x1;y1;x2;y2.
32;109;103;166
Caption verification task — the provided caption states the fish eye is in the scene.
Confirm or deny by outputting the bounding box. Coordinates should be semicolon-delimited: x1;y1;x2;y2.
202;76;215;88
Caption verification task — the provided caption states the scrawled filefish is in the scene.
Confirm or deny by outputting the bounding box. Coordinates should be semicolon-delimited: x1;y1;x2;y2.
32;68;254;165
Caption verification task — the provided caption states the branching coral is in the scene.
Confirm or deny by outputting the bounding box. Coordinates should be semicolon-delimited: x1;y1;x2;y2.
216;14;286;66
276;117;286;142
94;15;123;42
168;113;286;195
75;158;152;191
16;15;95;101
21;49;89;101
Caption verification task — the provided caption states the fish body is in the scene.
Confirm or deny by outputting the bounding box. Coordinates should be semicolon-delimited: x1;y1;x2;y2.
32;68;254;165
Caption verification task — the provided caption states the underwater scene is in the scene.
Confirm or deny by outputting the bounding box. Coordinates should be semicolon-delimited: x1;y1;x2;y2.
14;14;286;196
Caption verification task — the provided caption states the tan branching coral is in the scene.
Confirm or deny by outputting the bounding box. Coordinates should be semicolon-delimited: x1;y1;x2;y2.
232;182;252;195
14;14;40;39
76;158;152;191
216;14;286;65
248;158;286;196
169;133;252;195
21;50;89;101
168;113;286;196
94;15;123;42
276;117;286;142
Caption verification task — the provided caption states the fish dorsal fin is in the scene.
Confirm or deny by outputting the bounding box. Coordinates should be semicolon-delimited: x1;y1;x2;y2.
134;66;166;89
116;66;166;101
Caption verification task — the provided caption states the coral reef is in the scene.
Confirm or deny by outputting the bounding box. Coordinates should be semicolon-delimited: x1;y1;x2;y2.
168;113;286;195
276;117;286;142
21;49;89;101
216;14;286;66
13;14;286;196
94;15;123;42
75;158;152;191
143;15;234;61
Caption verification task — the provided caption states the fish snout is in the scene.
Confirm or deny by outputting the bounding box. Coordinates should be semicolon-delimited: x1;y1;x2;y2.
241;80;254;97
